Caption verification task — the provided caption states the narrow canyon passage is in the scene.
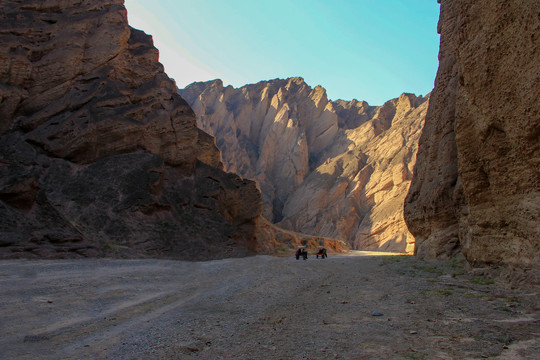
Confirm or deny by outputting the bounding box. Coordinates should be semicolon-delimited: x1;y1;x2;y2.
0;255;538;359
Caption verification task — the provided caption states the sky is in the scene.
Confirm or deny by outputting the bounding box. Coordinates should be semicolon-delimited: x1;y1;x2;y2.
124;0;440;106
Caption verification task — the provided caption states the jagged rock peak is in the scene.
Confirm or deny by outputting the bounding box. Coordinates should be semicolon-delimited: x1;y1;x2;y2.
286;76;306;86
188;79;225;93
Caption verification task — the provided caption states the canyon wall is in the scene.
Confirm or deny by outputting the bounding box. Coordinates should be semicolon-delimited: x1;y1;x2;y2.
405;0;539;268
181;79;429;252
0;0;263;260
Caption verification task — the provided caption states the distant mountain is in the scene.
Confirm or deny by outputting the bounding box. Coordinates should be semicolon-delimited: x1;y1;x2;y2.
181;78;429;252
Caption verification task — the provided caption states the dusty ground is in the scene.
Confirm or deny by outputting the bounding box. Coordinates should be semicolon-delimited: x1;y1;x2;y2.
0;252;538;359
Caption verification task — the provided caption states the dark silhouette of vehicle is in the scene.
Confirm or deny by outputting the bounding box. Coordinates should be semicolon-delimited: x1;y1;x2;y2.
295;246;308;260
316;246;327;259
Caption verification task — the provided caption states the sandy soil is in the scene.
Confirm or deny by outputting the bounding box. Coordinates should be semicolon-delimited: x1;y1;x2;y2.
0;252;538;359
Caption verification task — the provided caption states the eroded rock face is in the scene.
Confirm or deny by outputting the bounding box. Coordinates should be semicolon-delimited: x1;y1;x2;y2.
405;0;540;268
0;0;262;259
181;78;429;252
182;78;335;221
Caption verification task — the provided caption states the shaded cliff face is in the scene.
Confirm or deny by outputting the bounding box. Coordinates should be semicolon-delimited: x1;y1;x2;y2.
181;78;429;252
0;0;262;260
405;0;539;268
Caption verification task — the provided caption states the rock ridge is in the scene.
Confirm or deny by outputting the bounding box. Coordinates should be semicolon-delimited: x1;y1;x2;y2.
181;78;430;252
0;0;263;260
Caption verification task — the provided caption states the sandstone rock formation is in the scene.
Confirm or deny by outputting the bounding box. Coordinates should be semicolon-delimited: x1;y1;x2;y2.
181;78;429;252
405;0;539;268
0;0;263;260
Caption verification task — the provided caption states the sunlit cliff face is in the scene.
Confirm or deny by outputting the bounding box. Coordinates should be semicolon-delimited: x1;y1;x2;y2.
181;79;430;253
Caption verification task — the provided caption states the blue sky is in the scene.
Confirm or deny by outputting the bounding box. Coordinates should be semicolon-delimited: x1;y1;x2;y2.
124;0;440;105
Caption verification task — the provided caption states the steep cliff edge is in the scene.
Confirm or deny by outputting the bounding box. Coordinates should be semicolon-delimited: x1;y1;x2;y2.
0;0;262;260
181;78;429;252
405;0;539;268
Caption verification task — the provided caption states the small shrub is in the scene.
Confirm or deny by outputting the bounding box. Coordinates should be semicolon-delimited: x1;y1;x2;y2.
449;258;466;269
496;335;513;345
412;264;444;275
451;271;465;278
471;277;495;285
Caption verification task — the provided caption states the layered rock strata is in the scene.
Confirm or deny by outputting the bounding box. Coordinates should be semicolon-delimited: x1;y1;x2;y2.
0;0;262;260
181;78;429;252
405;0;540;268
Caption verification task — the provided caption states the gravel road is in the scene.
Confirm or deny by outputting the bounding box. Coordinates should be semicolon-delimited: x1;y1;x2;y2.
0;252;538;359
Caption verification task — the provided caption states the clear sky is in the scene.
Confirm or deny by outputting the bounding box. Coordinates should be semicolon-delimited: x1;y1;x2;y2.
124;0;440;106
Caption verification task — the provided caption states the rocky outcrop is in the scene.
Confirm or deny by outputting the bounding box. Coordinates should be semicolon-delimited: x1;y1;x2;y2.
0;0;262;260
405;0;540;268
255;217;348;255
181;78;429;252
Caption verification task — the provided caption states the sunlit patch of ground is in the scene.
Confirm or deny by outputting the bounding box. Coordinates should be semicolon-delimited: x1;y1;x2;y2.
341;250;409;257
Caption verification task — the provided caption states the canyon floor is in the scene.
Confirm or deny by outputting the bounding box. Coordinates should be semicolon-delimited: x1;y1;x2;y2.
0;253;538;360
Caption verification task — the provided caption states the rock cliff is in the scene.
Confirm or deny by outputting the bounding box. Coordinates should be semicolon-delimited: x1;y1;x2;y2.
405;0;539;268
0;0;262;260
181;78;429;252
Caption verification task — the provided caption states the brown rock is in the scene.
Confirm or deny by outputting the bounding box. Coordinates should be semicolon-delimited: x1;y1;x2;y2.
254;217;348;254
405;0;540;268
181;79;429;252
0;0;262;260
404;1;464;259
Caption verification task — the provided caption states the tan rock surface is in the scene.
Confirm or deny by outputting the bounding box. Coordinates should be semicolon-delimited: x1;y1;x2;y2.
405;0;540;268
0;0;262;259
281;93;429;253
181;80;429;252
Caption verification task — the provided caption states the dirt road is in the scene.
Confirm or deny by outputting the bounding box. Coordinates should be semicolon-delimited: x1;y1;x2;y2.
0;253;538;359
